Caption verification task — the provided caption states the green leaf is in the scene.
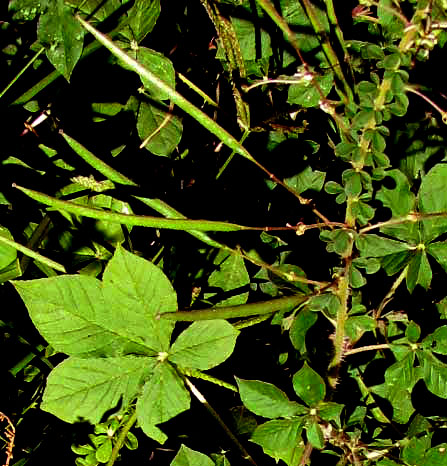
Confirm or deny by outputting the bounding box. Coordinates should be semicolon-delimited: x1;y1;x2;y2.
284;166;325;195
14;275;139;357
376;169;418;242
169;320;239;370
125;431;138;450
67;0;122;21
292;362;325;407
343;169;362;197
378;0;405;40
345;315;376;343
0;226;17;268
137;47;175;101
280;0;329;59
306;418;324;449
95;437;112;463
406;250;432;293
136;362;190;443
371;380;415;424
419;163;447;243
127;0;160;43
137;100;183;156
356;234;410;257
9;0;44;21
361;43;385;60
13;247;176;357
402;434;432;466
171;445;214;466
102;246;176;353
289;308;318;354
41;356;154;424
37;0;84;81
420;350;447;399
205;250;250;306
250;418;304;466
318;402;344;427
421;443;447;466
422;326;447;355
231;16;272;61
427;241;447;274
236;378;307;419
288;72;333;108
406;321;421;343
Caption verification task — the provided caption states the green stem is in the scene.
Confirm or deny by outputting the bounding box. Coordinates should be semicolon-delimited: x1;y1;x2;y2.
358;211;447;234
106;410;138;466
184;377;257;466
177;72;219;107
375;265;408;319
0;47;45;100
0;232;65;273
159;293;310;321
302;0;353;103
20;214;52;273
350;368;391;424
178;367;238;392
216;129;250;179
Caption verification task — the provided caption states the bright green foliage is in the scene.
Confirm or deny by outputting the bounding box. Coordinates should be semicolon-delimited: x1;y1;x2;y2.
250;418;305;465
236;378;307;418
37;0;84;81
171;445;215;466
292;362;325;407
13;247;239;443
205;250;250;306
6;0;447;464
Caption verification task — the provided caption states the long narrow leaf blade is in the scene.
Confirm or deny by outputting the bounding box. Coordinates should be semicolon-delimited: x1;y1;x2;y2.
76;17;256;164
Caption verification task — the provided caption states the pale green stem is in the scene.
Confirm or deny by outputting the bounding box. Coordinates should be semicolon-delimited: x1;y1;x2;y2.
0;233;65;273
159;293;310;321
358;211;447;234
345;343;391;357
184;377;257;466
106;410;137;466
0;47;45;100
60;131;137;186
375;265;408;319
178;367;237;392
177;72;219;107
216;129;250;179
302;0;353;103
20;214;52;273
351;368;391;424
406;85;447;123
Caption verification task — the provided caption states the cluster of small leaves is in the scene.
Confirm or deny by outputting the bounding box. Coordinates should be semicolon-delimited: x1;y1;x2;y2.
72;414;138;466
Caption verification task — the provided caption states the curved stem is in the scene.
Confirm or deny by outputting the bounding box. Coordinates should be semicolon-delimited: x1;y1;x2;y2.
106;410;138;466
